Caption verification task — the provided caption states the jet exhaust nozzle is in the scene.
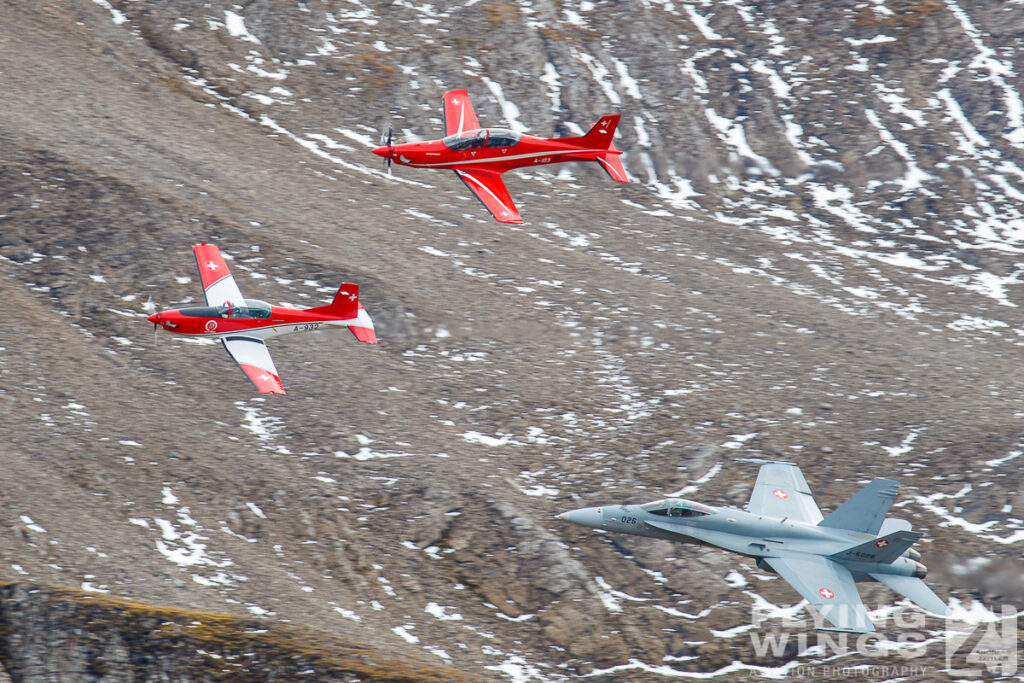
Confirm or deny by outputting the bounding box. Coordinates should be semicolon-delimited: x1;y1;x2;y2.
912;561;927;579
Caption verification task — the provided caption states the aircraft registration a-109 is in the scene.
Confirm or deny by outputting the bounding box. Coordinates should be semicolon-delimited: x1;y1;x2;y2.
147;243;376;394
560;460;947;633
372;89;628;224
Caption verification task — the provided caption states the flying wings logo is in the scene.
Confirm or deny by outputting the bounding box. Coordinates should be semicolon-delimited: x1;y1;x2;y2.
818;587;835;600
205;320;217;332
772;489;788;499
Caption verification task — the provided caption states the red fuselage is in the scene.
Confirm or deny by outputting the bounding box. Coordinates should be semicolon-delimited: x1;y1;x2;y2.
147;301;363;341
372;128;608;173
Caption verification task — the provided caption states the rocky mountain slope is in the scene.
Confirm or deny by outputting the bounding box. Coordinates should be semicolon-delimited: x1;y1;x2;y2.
1;0;1023;680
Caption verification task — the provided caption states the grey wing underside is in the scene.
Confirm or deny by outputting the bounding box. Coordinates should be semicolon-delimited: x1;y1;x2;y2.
763;554;874;633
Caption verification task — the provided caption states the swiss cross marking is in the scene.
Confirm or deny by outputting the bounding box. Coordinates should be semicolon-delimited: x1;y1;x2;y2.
206;261;219;271
819;587;835;599
875;539;889;548
772;489;788;499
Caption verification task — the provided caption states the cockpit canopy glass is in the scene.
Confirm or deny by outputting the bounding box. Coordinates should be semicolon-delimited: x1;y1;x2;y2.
485;128;521;148
641;498;715;518
179;300;272;320
230;299;273;319
442;128;521;151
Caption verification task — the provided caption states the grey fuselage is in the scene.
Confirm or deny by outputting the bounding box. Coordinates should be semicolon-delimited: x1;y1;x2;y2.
560;502;924;582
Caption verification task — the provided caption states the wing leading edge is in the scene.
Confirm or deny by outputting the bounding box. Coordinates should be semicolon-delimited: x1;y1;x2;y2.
763;554;874;633
222;336;285;394
454;169;523;224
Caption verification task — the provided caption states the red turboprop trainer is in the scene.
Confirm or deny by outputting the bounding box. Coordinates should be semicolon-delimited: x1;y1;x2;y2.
372;89;628;223
147;243;376;394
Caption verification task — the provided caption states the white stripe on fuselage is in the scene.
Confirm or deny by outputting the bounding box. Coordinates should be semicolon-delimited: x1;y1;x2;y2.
407;147;609;169
197;319;357;341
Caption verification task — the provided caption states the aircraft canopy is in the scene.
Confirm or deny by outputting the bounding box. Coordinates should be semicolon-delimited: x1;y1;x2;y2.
178;299;272;320
230;299;273;319
442;128;521;151
641;498;715;518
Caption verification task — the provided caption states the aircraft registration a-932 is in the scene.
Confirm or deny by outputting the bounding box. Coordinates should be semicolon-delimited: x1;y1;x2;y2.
147;243;376;394
372;89;628;224
560;460;948;633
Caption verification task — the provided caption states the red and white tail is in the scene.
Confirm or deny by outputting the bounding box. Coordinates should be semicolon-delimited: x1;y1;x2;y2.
576;114;628;183
309;283;360;319
307;283;377;344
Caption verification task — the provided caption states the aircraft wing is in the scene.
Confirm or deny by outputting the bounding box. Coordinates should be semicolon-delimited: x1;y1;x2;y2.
193;243;244;308
442;89;480;136
222;336;285;394
747;461;824;523
454;169;523;224
763;554;874;633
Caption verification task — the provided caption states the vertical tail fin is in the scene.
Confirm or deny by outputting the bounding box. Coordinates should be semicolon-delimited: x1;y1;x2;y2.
578;114;621;148
818;478;898;535
309;283;360;319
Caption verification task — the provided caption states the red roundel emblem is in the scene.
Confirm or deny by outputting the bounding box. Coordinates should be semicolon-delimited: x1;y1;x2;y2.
875;539;889;548
819;587;835;599
205;319;218;332
772;489;788;499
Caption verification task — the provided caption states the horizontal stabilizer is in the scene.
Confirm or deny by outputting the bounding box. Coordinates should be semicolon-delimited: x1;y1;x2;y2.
350;325;377;344
819;478;898;535
869;573;948;615
597;146;629;183
829;530;922;564
880;518;913;535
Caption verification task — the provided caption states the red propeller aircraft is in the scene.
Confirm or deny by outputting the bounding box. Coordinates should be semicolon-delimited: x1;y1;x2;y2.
147;243;376;394
372;89;628;223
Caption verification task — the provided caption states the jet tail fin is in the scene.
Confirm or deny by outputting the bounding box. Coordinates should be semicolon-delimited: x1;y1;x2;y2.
829;530;922;564
869;573;948;615
818;478;898;535
307;283;360;319
578;114;621;148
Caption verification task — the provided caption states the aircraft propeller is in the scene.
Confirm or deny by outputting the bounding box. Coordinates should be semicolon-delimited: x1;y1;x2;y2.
144;295;159;342
379;125;393;174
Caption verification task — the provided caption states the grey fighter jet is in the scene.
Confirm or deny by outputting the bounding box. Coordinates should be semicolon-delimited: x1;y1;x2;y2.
559;459;947;633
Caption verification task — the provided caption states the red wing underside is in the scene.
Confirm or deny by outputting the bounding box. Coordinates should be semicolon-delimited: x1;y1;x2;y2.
192;243;244;307
454;169;523;224
222;336;285;394
442;89;480;136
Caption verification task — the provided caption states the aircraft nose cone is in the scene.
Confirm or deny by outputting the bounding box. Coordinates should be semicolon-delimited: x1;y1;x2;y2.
147;313;160;323
557;506;604;529
371;146;389;158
